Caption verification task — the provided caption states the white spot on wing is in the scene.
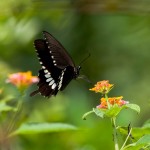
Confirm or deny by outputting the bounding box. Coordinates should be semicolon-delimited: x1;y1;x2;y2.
46;78;53;82
45;74;51;78
49;80;54;86
44;69;48;73
58;68;66;90
51;83;57;89
42;66;45;69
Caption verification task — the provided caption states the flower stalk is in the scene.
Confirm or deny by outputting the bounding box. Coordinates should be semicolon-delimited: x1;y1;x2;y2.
105;94;111;109
84;80;132;150
7;99;23;135
112;117;119;150
5;71;38;136
120;126;132;150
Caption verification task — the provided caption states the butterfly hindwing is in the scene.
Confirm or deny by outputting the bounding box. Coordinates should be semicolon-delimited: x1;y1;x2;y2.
38;69;59;97
59;66;75;91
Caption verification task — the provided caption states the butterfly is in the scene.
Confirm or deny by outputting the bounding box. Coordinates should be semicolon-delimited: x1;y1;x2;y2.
30;31;81;98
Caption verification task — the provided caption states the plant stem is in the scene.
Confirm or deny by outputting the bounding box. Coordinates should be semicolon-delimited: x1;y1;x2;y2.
7;100;23;135
82;110;94;120
105;94;110;109
111;117;119;150
120;127;132;150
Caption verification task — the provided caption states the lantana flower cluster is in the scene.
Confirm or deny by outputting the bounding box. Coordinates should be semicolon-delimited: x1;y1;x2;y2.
6;71;39;92
97;96;128;109
90;80;128;109
89;80;113;94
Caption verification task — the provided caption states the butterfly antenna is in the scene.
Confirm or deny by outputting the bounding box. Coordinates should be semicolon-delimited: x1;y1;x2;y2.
79;53;91;66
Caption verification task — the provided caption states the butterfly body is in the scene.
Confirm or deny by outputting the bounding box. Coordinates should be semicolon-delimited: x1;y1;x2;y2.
30;31;81;98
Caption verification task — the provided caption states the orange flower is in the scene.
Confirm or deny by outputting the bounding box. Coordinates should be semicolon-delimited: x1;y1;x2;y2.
97;96;128;109
89;80;113;94
6;71;39;90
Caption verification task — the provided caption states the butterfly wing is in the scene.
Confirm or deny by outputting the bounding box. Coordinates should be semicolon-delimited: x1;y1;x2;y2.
30;31;77;98
30;39;62;97
43;31;75;69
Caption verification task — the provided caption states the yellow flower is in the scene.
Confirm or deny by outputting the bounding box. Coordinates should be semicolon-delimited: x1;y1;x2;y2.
6;71;39;91
97;96;128;109
89;80;113;94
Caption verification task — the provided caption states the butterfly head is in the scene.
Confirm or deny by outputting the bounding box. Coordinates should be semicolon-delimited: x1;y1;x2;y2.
74;66;81;78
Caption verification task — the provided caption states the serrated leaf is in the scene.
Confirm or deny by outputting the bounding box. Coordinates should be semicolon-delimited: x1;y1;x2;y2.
10;122;77;136
125;104;140;114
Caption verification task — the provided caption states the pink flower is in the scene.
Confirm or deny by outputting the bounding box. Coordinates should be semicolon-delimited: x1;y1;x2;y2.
97;96;128;109
6;71;39;90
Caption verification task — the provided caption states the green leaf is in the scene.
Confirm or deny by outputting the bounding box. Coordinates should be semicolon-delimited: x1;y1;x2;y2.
142;119;150;128
123;135;150;150
125;104;140;114
93;105;125;118
93;103;140;119
11;122;78;136
93;108;105;118
119;125;150;140
0;96;15;112
0;101;15;112
132;127;150;138
105;105;123;117
136;135;150;144
2;96;15;102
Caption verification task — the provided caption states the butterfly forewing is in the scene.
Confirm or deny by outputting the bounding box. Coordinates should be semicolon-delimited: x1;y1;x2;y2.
43;31;75;69
34;39;60;76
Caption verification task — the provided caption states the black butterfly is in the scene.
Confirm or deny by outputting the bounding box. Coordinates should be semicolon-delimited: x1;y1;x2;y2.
30;31;81;98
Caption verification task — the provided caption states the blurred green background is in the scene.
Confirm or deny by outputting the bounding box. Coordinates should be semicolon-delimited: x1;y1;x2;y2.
1;0;150;149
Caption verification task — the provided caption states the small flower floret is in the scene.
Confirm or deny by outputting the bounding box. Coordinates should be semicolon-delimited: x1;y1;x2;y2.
89;80;113;94
6;71;39;89
97;96;128;109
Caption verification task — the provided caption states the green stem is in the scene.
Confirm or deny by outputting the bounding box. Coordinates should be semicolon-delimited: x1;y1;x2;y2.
7;100;23;135
120;127;132;150
111;117;119;150
82;110;94;120
105;94;110;109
